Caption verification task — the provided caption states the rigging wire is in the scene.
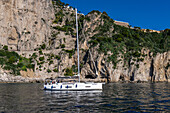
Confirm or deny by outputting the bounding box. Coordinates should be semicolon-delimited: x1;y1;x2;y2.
78;15;99;76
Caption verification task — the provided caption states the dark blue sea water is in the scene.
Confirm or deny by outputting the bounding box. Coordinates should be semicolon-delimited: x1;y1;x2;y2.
0;83;169;113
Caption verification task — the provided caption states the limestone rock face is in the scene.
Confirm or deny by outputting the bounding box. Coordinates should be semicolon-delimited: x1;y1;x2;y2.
0;71;44;83
77;11;170;83
153;52;170;82
20;69;34;78
0;1;169;83
0;0;54;51
80;48;170;82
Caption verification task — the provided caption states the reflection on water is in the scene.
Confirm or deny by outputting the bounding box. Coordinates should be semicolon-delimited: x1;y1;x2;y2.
0;83;169;112
44;90;103;112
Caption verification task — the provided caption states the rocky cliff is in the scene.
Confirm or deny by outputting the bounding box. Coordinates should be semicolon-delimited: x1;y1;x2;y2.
0;0;169;83
0;0;54;51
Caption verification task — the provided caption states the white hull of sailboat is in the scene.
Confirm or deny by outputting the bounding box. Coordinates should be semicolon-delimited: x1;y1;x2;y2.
44;82;104;91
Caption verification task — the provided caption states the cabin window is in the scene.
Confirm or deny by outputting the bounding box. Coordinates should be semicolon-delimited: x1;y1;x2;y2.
85;86;91;88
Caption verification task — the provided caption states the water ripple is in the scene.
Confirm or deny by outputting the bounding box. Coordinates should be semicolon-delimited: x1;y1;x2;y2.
0;83;169;112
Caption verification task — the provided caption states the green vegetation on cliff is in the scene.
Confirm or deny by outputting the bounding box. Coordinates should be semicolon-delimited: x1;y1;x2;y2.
0;47;34;75
52;0;169;69
87;11;170;67
0;0;169;78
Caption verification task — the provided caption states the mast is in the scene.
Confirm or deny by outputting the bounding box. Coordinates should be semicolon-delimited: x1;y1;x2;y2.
76;8;80;82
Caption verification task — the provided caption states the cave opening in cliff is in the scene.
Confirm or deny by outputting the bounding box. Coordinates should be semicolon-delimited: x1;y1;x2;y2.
150;59;154;81
119;75;125;81
85;75;96;79
130;72;134;81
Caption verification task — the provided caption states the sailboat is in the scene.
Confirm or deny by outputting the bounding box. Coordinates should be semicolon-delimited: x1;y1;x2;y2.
44;8;104;91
